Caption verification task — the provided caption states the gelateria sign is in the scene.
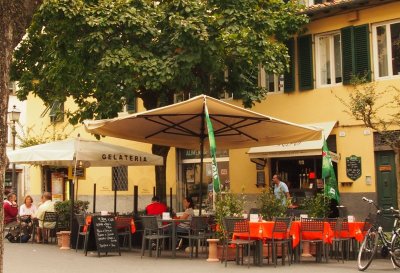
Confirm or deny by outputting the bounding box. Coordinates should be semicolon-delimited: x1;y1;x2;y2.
102;154;148;162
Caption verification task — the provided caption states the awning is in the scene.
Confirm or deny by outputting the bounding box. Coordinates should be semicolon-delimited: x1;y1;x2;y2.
247;121;338;161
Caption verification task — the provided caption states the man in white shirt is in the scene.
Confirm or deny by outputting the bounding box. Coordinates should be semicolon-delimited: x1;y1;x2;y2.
34;192;55;243
272;174;290;206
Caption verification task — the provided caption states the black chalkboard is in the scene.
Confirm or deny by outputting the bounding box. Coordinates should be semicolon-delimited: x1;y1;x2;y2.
346;155;361;181
92;216;121;257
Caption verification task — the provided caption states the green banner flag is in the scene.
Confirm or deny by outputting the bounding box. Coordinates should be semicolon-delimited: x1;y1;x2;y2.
205;105;221;193
322;139;340;202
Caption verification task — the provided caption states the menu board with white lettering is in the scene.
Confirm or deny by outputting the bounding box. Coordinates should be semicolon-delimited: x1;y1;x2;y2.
92;216;120;256
346;155;362;181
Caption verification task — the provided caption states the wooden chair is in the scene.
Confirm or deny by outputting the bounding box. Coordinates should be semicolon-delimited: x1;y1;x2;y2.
75;214;89;253
299;218;327;263
140;216;170;258
222;217;255;268
115;216;133;251
41;212;58;244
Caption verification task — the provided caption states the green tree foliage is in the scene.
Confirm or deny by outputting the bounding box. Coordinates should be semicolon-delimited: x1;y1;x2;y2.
258;190;287;220
12;0;308;123
11;0;308;202
214;191;244;240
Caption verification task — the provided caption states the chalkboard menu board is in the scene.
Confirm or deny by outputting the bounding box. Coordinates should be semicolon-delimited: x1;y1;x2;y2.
346;155;361;181
92;216;120;256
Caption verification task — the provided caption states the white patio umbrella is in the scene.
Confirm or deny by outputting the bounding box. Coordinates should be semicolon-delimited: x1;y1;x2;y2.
84;95;321;213
7;137;163;167
7;137;163;229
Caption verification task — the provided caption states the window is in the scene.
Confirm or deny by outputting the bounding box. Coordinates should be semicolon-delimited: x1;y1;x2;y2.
315;32;342;87
112;166;128;191
8;81;17;96
373;20;400;79
258;67;284;93
49;100;64;123
123;96;137;113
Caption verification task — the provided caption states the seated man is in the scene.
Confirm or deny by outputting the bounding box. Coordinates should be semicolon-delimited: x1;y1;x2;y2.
145;196;168;216
34;192;55;243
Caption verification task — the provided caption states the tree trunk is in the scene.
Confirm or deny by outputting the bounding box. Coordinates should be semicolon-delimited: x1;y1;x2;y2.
395;148;400;208
152;145;170;204
0;1;42;272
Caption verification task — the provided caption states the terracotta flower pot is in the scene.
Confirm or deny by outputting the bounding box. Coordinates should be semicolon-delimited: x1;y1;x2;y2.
217;245;237;261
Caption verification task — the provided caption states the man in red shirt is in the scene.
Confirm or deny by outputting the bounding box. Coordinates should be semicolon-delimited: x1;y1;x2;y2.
145;196;167;216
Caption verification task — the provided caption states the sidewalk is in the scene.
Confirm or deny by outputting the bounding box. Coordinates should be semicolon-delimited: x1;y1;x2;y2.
4;241;392;273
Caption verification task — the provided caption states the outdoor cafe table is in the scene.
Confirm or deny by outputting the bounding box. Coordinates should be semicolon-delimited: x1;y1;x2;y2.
233;220;365;265
157;218;190;258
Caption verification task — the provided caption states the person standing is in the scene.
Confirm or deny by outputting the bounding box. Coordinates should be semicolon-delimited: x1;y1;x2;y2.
272;174;290;205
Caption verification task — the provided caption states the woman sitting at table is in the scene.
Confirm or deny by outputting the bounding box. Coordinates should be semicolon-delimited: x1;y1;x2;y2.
19;195;37;235
175;197;194;250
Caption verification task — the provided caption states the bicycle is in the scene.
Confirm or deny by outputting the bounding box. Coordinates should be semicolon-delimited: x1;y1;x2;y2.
357;197;400;271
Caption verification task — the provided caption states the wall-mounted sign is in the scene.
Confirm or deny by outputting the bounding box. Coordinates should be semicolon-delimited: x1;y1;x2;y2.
346;155;361;181
379;165;392;171
68;167;86;179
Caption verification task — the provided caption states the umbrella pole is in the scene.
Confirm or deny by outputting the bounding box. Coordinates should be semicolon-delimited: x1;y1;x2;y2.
114;188;117;215
69;179;75;245
199;106;206;216
93;183;96;213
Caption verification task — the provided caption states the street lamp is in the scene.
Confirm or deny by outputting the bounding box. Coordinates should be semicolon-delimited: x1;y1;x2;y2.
7;105;21;195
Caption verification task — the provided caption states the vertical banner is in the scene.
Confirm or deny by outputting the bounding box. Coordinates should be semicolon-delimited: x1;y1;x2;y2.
204;105;221;193
322;139;340;202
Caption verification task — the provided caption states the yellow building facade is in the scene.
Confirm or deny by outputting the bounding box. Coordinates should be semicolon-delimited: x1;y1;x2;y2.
18;0;400;219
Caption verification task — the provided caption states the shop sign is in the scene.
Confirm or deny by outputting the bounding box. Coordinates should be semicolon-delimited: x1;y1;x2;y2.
346;155;361;181
379;165;392;171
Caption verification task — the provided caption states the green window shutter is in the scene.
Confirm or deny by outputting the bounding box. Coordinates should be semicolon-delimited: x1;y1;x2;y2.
354;24;371;82
341;24;371;85
297;35;314;91
341;26;354;85
284;38;295;93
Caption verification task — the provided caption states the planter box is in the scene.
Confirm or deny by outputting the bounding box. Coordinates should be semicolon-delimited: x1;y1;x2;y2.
217;245;237;261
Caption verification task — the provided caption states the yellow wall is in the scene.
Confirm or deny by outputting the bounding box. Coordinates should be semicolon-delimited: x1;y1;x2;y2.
22;1;400;206
228;2;400;196
23;94;176;200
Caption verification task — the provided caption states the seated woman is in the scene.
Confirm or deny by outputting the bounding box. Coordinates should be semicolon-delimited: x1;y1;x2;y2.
19;195;37;234
175;197;194;249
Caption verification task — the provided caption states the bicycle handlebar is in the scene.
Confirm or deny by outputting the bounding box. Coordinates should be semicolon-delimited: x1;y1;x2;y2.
362;197;400;216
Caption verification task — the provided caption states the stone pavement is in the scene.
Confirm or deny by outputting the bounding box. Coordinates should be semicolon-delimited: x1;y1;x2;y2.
4;241;394;273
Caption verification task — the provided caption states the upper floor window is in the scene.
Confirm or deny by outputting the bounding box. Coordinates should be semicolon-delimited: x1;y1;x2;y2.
373;20;400;79
8;81;17;96
315;32;342;87
258;67;284;93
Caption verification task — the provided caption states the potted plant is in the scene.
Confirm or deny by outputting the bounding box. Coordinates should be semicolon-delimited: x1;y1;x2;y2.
214;191;244;260
258;190;288;220
54;200;89;248
300;193;330;218
299;193;330;256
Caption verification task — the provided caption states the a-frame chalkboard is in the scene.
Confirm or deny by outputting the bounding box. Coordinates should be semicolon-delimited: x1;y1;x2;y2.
92;216;121;257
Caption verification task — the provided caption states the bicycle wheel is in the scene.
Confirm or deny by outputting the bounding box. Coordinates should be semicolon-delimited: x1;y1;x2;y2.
358;229;378;271
391;232;400;267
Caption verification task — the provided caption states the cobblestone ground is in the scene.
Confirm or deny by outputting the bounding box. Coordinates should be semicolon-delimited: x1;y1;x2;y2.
4;242;394;273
